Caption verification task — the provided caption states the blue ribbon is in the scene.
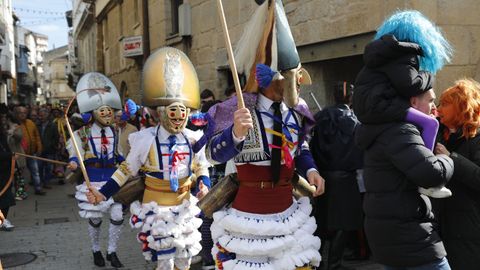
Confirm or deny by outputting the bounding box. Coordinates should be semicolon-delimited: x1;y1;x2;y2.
259;110;300;143
167;135;179;192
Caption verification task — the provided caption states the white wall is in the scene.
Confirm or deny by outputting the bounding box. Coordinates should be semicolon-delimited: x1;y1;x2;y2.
0;0;16;79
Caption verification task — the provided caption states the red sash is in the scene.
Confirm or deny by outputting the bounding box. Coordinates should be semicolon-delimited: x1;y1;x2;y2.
233;164;294;214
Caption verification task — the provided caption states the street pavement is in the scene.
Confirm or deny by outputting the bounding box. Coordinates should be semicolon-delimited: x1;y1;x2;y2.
0;181;382;270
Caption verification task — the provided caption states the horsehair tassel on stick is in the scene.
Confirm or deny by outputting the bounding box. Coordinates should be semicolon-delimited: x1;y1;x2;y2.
216;0;245;109
65;96;91;188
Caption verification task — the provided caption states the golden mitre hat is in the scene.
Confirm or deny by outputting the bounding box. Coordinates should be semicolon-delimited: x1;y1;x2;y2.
142;47;200;109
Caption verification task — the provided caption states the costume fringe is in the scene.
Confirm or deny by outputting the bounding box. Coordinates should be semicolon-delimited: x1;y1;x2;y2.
75;182;114;218
211;197;321;270
130;197;202;262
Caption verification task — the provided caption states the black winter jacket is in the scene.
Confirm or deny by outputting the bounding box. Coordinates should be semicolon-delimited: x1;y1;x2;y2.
38;120;59;155
311;104;364;231
355;122;453;267
311;104;363;172
0;133;15;210
353;35;433;124
434;127;480;270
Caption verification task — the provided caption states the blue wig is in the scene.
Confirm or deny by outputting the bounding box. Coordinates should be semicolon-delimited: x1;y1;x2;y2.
375;10;452;74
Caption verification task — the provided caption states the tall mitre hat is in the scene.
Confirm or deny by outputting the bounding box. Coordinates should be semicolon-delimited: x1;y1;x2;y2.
142;47;200;109
234;0;307;92
76;72;122;114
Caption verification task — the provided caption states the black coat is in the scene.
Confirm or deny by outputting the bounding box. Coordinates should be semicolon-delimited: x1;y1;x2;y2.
38;120;59;155
311;105;363;231
355;122;453;267
353;34;433;124
434;127;480;270
0;133;15;210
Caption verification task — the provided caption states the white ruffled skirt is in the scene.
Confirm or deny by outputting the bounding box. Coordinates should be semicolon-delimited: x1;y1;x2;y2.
129;196;203;262
75;181;115;219
211;197;321;270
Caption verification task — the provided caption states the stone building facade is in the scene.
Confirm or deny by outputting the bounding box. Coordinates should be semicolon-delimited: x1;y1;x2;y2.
71;0;480;113
70;0;99;90
15;26;48;104
41;45;75;104
0;0;16;104
94;0;144;102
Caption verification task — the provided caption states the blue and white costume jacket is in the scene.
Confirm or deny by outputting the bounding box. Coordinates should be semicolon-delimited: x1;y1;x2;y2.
206;93;321;270
99;125;210;262
67;122;125;218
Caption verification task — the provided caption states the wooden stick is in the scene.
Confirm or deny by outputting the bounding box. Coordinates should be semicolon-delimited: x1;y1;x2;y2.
216;0;245;109
64;96;91;188
0;156;15;197
14;152;68;166
310;92;322;111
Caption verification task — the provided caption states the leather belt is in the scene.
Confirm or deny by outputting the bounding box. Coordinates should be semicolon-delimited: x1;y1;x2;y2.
145;183;191;194
86;162;116;169
239;181;291;189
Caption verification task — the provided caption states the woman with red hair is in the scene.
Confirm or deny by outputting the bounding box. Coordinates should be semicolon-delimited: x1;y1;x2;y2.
435;78;480;270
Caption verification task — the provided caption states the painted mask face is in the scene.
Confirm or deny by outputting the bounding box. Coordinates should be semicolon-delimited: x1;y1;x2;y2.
279;64;311;108
93;105;114;126
158;102;190;134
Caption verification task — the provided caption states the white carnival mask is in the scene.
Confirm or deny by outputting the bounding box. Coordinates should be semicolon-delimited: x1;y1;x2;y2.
158;102;190;134
93;105;114;126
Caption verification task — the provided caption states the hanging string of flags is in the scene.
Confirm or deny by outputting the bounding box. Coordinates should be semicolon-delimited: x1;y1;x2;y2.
13;7;65;16
18;17;65;26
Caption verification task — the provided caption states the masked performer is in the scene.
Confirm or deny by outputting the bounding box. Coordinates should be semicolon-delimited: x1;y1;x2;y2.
88;47;210;270
206;1;323;269
66;72;125;268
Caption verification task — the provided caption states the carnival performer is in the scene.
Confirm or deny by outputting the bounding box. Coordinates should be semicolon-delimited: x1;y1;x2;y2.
88;47;210;270
66;72;125;268
205;1;323;269
354;10;453;198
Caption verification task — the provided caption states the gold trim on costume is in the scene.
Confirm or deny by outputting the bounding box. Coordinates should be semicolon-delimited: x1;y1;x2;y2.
118;161;131;176
142;176;192;206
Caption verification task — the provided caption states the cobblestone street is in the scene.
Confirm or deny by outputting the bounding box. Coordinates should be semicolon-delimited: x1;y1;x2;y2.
0;181;382;270
0;181;156;270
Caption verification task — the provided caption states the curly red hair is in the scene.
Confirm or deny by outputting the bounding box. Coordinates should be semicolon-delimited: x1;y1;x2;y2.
440;78;480;139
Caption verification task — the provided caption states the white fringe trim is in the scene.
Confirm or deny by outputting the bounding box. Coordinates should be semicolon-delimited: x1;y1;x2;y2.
75;182;114;218
212;197;321;270
130;196;202;261
213;197;312;236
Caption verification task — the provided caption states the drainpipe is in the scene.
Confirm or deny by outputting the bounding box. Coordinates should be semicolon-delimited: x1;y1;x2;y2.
142;0;150;64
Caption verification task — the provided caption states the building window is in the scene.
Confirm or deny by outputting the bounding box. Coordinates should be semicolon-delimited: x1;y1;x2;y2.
170;0;183;36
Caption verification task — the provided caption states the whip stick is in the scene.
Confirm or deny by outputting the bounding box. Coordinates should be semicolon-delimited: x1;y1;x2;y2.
216;0;245;109
64;96;91;188
310;92;322;111
0;156;15;197
14;152;68;166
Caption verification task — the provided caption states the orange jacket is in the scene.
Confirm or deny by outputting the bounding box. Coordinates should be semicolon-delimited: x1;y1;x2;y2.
20;119;43;155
